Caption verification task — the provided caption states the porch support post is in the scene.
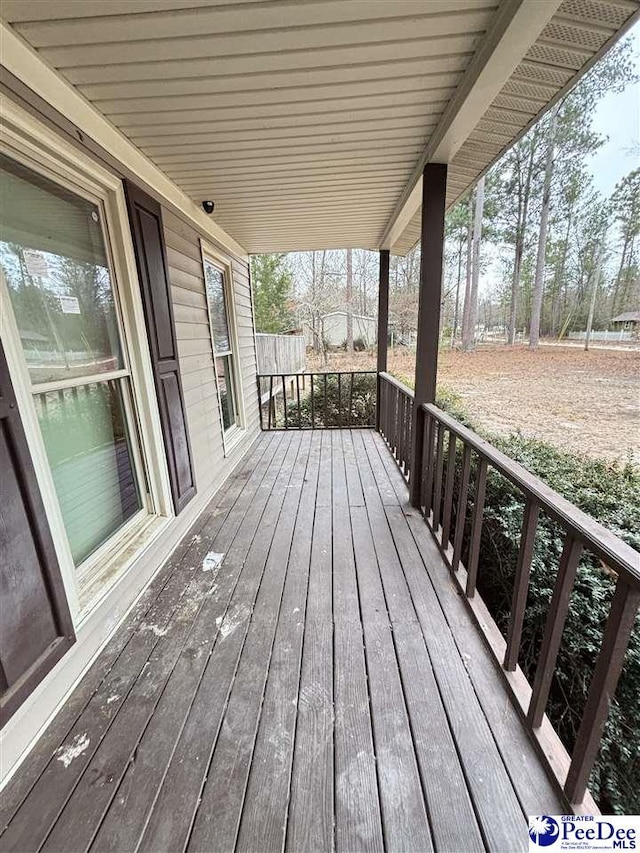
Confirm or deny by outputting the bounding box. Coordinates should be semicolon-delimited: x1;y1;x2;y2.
409;162;448;507
376;249;390;429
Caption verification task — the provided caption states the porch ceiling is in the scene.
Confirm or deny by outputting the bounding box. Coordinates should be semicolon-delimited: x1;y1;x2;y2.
2;0;638;255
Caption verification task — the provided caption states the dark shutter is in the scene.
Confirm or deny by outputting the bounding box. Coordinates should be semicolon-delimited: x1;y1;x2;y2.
124;181;196;513
0;342;75;725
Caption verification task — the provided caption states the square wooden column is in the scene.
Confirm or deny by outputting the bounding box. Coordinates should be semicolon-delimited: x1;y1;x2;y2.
409;163;448;507
375;249;390;429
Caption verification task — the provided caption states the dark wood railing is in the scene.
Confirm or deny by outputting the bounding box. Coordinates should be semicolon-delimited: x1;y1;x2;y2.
377;372;640;808
257;371;377;430
377;371;414;478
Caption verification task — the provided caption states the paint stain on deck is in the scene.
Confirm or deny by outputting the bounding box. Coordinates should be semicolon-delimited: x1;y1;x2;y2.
56;734;90;768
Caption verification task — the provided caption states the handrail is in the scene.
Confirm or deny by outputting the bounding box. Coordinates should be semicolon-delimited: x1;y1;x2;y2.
378;370;414;398
422;403;640;586
377;371;640;809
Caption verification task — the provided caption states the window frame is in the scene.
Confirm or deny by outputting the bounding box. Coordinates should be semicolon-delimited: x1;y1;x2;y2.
200;241;245;455
0;99;174;620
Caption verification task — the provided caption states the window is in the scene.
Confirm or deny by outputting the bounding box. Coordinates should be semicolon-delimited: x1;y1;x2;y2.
0;152;148;569
203;255;242;441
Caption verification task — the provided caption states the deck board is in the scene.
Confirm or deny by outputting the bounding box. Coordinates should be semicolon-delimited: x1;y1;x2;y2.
1;429;566;853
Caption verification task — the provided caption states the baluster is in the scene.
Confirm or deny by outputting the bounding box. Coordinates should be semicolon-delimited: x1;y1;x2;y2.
452;443;472;572
296;374;301;428
564;579;640;803
323;374;328;427
528;534;583;728
394;387;400;454
257;377;264;430
423;419;437;518
432;425;445;530
419;413;432;509
406;399;413;478
465;458;487;597
310;374;315;428
338;373;342;428
441;433;457;548
268;376;274;429
282;376;288;429
349;372;354;427
504;500;540;671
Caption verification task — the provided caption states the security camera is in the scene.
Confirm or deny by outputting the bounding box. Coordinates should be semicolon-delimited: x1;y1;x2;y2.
202;200;215;214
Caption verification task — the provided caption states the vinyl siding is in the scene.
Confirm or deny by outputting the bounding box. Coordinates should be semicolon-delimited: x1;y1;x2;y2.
163;208;259;494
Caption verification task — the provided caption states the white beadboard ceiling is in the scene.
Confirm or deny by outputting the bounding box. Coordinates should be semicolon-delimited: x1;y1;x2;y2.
2;0;638;255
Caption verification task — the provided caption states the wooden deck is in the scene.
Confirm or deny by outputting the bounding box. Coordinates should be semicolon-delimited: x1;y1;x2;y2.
0;430;567;853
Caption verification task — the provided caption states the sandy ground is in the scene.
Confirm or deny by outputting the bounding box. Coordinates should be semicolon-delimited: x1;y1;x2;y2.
306;345;640;463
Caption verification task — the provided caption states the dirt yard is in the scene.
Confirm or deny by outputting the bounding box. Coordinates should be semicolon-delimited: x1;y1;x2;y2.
306;345;640;463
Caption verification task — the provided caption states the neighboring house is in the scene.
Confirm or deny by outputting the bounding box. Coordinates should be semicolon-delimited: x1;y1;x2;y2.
0;2;638;842
304;311;377;348
611;310;640;338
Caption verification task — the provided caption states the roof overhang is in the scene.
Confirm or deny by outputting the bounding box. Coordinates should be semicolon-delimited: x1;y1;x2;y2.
1;0;637;255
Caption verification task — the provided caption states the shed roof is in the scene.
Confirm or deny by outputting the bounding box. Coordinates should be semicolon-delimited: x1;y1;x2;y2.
1;0;637;255
611;310;640;322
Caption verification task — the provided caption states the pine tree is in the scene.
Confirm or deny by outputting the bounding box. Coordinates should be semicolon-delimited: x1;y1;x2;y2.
250;253;293;333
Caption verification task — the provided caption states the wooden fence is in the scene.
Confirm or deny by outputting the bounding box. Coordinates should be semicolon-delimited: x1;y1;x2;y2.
255;334;305;376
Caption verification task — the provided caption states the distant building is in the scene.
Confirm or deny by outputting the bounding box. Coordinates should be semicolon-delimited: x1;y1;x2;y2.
304;311;378;348
611;310;640;326
611;310;640;339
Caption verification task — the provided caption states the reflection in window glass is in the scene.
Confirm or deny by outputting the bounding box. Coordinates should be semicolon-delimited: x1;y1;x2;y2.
216;355;237;431
204;262;231;354
35;380;142;564
204;258;240;436
0;153;123;385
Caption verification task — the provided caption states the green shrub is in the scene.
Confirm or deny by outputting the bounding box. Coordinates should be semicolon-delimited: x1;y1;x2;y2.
287;372;376;427
436;387;640;815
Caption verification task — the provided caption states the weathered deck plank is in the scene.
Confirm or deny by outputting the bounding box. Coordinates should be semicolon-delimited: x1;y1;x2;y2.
236;432;321;853
0;428;567;853
90;432;294;853
0;433;275;836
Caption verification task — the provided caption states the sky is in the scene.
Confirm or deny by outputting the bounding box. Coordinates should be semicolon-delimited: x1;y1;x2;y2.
586;21;640;197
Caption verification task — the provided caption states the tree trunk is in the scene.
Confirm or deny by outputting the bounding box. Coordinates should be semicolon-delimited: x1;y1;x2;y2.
585;246;604;351
611;232;631;314
461;193;474;349
465;176;485;352
551;209;573;336
346;248;354;353
530;108;558;349
451;233;464;346
508;136;537;345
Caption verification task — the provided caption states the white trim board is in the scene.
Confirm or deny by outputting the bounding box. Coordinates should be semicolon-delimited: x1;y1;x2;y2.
0;20;248;261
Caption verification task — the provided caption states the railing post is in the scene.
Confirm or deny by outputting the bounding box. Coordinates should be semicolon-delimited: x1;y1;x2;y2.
409;163;448;507
376;249;390;431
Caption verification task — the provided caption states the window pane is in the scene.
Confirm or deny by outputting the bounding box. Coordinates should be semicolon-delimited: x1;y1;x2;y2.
0;153;123;385
216;355;237;431
204;261;231;354
35;379;142;565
